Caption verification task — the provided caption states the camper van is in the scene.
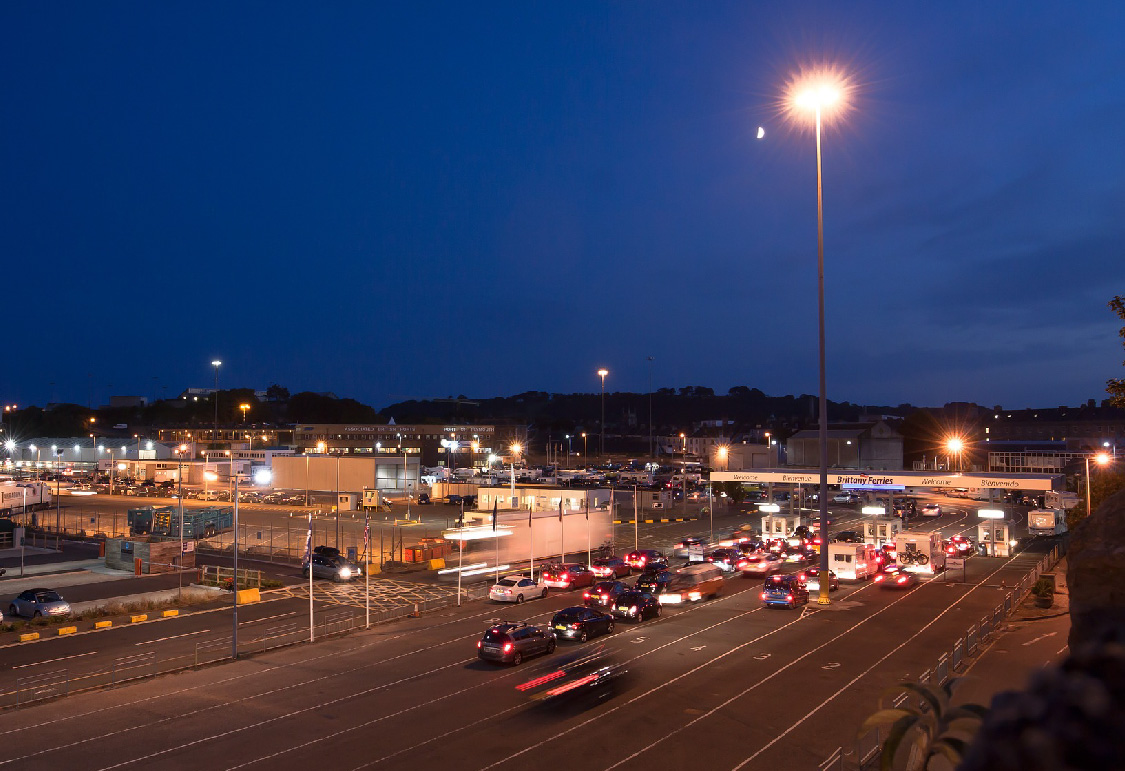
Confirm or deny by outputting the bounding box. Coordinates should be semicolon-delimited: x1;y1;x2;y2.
826;543;879;581
894;532;946;575
1027;509;1067;537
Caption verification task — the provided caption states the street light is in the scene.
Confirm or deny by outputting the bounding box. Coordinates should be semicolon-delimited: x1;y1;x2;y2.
1085;452;1112;517
597;368;609;459
239;403;250;423
581;433;587;467
790;67;848;607
211;359;222;442
946;437;965;472
175;444;187;597
717;444;729;471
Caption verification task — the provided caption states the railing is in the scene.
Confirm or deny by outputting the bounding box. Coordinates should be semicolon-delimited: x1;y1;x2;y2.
823;542;1065;769
1;585;488;711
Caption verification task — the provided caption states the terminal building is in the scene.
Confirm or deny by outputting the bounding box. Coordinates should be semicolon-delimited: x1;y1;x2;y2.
291;423;508;468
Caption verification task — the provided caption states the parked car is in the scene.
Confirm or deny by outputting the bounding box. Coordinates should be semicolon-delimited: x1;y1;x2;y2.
541;563;596;590
490;575;548;604
736;551;783;577
761;574;810;609
9;589;71;618
583;581;629;608
634;568;675;596
589;557;630;579
874;565;918;589
477;622;556;665
799;567;839;592
624;549;666;572
610;590;661;621
302;553;362;582
550;606;616;642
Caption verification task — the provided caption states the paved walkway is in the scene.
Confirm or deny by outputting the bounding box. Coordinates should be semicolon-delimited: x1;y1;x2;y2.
275;577;463;611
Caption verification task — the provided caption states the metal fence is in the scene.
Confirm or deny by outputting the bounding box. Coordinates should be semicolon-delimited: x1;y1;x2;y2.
821;542;1065;770
1;585;490;711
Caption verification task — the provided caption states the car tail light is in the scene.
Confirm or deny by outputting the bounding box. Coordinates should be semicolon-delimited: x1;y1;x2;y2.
786;594;794;601
947;547;955;554
503;642;513;652
477;641;482;648
569;623;580;629
560;573;569;581
760;592;768;600
601;594;608;602
583;592;590;599
874;575;885;582
630;605;638;614
798;573;806;581
897;576;908;584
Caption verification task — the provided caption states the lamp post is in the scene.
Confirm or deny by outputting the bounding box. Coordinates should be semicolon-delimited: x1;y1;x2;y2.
581;433;587;468
792;70;846;607
240;403;250;424
211;359;222;443
597;368;609;459
175;444;187;598
946;437;965;472
29;444;38;481
1085;452;1111;517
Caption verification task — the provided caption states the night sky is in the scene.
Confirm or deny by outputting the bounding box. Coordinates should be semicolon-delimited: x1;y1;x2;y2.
4;2;1123;412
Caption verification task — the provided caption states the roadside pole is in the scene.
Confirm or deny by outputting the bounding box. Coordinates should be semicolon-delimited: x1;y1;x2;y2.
232;471;239;660
457;511;464;606
633;485;639;551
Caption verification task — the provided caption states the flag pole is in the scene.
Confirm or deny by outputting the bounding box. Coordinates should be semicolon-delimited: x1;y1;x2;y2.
559;499;565;563
634;485;639;551
585;491;591;566
364;510;370;628
528;502;534;579
305;511;314;642
457;500;464;606
492;500;499;583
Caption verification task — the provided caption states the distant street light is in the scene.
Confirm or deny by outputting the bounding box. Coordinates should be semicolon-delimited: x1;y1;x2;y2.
946;437;965;471
1086;452;1112;518
239;403;250;423
211;359;222;442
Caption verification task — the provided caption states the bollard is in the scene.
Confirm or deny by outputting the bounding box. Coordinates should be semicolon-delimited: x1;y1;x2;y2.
409;603;420;618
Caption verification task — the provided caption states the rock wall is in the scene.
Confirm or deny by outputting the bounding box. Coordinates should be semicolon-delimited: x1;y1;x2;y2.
1067;487;1125;651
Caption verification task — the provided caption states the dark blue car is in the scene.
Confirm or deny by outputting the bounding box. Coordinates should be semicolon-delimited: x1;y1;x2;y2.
760;574;809;609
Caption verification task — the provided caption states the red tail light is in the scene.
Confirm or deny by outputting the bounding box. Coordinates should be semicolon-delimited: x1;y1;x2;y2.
477;641;482;648
583;592;590;599
786;594;794;601
503;642;513;652
561;573;569;581
874;575;885;582
601;594;608;601
760;592;768;600
897;576;908;584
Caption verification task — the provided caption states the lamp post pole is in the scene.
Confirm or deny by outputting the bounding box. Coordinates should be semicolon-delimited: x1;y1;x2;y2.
597;369;609;459
211;360;222;445
647;356;655;459
177;446;185;598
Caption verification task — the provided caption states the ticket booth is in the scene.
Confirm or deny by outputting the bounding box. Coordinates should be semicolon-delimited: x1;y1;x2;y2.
976;522;1012;557
863;517;901;547
761;515;802;541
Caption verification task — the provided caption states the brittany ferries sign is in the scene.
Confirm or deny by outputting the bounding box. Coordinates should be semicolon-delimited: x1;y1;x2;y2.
708;469;1057;491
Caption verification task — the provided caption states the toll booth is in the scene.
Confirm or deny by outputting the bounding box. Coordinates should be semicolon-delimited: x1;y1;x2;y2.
862;518;901;547
976;522;1012;557
761;515;802;541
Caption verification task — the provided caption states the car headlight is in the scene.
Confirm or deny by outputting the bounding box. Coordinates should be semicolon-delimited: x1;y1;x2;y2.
339;567;352;578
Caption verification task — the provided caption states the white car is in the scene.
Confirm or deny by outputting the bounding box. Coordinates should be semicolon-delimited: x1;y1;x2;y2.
921;503;942;517
833;492;861;504
489;575;548;604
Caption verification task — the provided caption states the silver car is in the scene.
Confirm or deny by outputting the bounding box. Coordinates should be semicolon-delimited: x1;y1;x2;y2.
9;588;72;618
302;553;362;582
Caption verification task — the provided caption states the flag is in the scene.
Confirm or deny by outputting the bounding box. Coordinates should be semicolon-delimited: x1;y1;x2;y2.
584;492;589;520
303;511;313;564
559;498;564;522
528;502;533;527
363;511;370;559
492;499;497;531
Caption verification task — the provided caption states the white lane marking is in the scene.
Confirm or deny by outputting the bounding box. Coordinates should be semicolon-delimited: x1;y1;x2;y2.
690;646;706;651
754;653;770;660
726;550;1033;771
1021;631;1057;646
821;662;840;670
12;651;97;670
242;612;298;626
135;630;211;646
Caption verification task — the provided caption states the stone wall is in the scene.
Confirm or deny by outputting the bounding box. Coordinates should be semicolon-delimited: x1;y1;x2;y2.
1066;487;1125;651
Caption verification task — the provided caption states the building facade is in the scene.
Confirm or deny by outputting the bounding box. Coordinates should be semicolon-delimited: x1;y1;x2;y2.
292;423;501;467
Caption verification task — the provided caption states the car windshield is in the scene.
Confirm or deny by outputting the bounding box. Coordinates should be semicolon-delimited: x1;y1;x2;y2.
37;591;63;602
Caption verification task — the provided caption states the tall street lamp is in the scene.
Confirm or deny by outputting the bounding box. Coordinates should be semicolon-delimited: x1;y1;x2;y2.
581;433;587;467
211;359;222;443
597;368;609;459
946;437;965;472
1085;452;1111;517
791;69;847;606
240;403;250;423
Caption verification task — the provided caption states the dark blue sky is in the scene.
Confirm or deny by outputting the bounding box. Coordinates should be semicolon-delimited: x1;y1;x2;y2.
4;2;1123;411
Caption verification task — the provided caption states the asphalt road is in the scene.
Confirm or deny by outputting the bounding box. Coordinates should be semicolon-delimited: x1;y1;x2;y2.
0;492;1056;770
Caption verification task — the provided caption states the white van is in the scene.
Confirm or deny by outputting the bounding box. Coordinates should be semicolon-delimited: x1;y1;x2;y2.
827;543;878;581
198;490;221;501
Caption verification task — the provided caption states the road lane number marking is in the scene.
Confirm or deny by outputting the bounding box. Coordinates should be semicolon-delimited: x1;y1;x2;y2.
690;646;706;651
754;653;770;660
631;637;646;643
821;662;840;670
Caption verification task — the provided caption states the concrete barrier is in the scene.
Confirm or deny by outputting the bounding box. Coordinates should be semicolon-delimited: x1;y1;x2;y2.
235;588;260;604
19;632;39;642
428;558;446;571
162;609;179;618
131;614;148;623
58;626;77;636
95;620;113;629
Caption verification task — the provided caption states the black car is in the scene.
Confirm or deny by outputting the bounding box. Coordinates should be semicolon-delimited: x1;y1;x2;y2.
611;590;661;621
518;646;628;708
583;581;629;608
635;568;675;595
833;530;863;543
477;622;557;665
551;606;616;642
445;494;463;505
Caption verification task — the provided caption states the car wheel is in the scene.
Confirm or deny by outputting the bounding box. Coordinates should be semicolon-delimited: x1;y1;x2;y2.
579;631;588;643
653;606;661;619
515;594;524;604
606;620;615;633
8;605;16;617
33;610;42;618
546;639;556;654
541;588;548;598
511;652;523;666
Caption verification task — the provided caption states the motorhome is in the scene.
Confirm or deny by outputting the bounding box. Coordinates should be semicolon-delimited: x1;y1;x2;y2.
1027;509;1067;537
826;542;878;581
894;532;946;575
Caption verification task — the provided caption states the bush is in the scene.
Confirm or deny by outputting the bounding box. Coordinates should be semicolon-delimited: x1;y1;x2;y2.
1032;578;1054;598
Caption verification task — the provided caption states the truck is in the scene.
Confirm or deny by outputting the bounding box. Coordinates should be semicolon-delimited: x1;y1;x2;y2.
1027;509;1067;537
894;532;946;575
0;482;52;516
129;506;234;538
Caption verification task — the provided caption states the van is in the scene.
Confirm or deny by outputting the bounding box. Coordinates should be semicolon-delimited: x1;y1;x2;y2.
827;543;878;581
658;563;724;605
198;490;220;501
